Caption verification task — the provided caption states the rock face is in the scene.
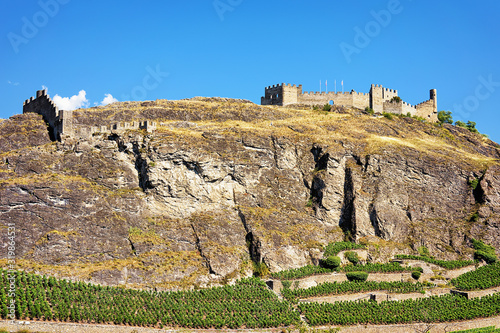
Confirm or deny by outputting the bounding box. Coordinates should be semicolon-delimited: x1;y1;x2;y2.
1;101;499;289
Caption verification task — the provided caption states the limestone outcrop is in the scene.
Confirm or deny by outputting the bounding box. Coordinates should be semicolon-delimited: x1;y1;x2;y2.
1;100;499;289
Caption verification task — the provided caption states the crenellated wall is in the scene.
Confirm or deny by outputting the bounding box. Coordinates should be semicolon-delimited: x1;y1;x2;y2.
23;90;157;141
261;83;438;121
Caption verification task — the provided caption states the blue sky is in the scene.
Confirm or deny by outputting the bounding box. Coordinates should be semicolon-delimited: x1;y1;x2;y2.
2;1;500;141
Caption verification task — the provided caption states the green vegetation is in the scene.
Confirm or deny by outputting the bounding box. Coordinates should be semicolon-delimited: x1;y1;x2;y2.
365;106;374;115
252;261;270;277
322;104;332;112
451;262;500;291
346;271;368;282
272;262;412;280
390;96;402;103
472;239;498;264
438;110;453;124
0;270;299;329
468;178;480;190
382;112;393;120
323;241;365;257
411;270;422;280
282;281;424;303
341;262;411;273
450;326;500;332
271;265;335;280
418;245;430;257
456;120;480;134
322;256;341;269
344;251;360;265
394;254;475;270
298;293;500;326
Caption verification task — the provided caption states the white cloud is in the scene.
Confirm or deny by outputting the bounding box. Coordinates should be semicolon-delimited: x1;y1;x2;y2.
100;93;118;106
8;80;20;86
53;90;90;110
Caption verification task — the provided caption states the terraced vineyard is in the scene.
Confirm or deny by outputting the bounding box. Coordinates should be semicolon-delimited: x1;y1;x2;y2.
0;270;299;329
282;281;425;303
452;262;500;290
2;242;498;330
395;254;475;269
299;293;500;325
451;326;500;332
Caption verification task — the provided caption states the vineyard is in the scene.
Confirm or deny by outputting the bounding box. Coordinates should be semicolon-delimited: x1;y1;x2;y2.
282;281;426;303
0;270;299;329
298;293;500;325
271;262;412;280
451;262;500;291
451;326;500;333
1;240;498;330
323;241;366;257
395;254;475;269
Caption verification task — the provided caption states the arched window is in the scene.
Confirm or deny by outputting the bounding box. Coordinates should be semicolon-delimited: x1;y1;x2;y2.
329;100;334;105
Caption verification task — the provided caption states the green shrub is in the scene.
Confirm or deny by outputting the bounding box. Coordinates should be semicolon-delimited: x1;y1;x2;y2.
411;271;422;280
281;280;291;289
468;178;479;190
413;266;424;273
253;262;270;277
418;246;430;258
475;251;498;264
346;271;368;282
383;112;393;120
323;104;332;111
472;239;497;264
390;96;402;103
365;107;374;115
345;251;360;265
323;256;341;269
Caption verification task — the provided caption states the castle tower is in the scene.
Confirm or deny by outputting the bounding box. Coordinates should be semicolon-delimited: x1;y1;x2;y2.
430;89;437;112
261;84;302;106
369;84;384;113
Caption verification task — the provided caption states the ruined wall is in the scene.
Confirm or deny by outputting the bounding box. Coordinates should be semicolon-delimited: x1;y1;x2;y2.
23;90;157;141
73;120;157;139
23;90;59;131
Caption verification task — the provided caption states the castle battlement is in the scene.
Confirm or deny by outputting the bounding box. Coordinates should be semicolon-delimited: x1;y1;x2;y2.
262;82;437;122
23;90;157;142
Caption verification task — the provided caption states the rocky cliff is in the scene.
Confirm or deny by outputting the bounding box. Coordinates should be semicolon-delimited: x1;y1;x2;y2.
1;99;499;289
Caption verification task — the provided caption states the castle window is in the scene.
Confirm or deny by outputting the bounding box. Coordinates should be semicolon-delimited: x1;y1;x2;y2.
329;100;334;105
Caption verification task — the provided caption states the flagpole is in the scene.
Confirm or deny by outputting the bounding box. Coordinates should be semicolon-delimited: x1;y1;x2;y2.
342;80;344;93
335;80;336;93
326;80;328;93
320;80;321;93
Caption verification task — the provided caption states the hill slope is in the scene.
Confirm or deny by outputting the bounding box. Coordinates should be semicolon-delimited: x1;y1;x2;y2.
1;99;499;289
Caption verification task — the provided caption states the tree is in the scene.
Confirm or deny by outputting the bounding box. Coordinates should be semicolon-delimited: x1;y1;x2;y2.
466;121;479;133
455;120;466;128
437;110;453;124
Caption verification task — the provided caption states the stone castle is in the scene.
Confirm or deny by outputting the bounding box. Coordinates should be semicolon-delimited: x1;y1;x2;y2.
261;83;438;122
23;89;157;141
22;83;438;141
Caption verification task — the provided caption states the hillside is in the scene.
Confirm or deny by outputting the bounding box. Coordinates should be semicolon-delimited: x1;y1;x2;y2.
1;98;499;289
